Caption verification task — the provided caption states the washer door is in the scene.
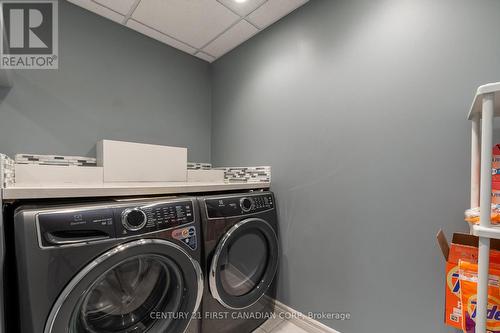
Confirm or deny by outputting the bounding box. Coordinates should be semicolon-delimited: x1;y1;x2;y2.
210;218;279;310
45;239;203;333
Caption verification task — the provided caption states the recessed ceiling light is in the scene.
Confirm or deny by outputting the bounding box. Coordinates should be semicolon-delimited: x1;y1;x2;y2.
234;0;248;3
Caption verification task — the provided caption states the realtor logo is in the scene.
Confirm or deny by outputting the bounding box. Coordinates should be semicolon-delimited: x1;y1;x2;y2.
0;0;58;69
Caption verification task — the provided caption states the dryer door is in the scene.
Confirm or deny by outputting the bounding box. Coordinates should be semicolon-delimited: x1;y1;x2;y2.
210;218;279;310
45;239;202;333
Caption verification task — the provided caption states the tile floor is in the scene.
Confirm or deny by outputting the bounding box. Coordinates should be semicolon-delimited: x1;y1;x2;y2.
253;316;313;333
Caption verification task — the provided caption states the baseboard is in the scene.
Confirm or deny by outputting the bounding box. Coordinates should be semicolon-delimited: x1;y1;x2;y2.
273;300;342;333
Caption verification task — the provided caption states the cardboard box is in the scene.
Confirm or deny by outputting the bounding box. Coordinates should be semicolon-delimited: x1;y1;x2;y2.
437;231;500;329
97;140;187;182
14;164;103;186
187;169;224;183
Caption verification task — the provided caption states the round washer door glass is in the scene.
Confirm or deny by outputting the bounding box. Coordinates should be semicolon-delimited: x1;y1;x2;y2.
210;218;279;310
72;255;181;332
45;239;203;333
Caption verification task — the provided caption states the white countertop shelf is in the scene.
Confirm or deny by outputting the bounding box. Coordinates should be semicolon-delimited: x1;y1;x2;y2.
468;82;500;119
1;182;271;200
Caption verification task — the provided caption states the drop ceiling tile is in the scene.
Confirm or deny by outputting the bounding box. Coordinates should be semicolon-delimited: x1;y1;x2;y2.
67;0;124;23
131;0;240;49
126;20;197;54
92;0;137;15
247;0;308;29
194;52;216;63
217;0;267;17
202;20;258;58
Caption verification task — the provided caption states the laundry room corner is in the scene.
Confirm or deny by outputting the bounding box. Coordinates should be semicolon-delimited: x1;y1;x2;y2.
2;0;500;332
210;0;500;332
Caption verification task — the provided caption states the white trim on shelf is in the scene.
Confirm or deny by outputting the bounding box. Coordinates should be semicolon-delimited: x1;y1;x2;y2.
471;224;500;240
467;81;500;119
2;182;270;200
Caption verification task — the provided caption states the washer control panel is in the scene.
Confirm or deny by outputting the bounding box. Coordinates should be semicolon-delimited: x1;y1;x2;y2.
37;200;196;247
206;194;274;218
115;200;194;237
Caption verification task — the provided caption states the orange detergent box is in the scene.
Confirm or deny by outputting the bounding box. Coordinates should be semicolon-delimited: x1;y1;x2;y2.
493;145;500;168
493;182;500;204
493;144;500;181
437;231;500;329
459;260;500;333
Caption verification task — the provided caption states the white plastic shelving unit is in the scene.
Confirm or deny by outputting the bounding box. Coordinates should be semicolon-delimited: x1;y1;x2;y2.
468;82;500;333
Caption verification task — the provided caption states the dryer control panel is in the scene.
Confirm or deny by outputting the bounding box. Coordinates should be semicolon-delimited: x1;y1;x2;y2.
205;193;274;218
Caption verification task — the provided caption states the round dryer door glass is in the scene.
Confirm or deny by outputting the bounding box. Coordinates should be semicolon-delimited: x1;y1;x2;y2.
219;231;269;296
210;218;279;310
70;255;183;333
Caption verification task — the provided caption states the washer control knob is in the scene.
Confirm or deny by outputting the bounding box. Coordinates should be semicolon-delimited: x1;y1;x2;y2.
122;208;147;231
240;197;255;213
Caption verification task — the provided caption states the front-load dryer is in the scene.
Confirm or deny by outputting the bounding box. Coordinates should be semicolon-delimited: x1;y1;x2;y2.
198;191;279;333
13;197;203;333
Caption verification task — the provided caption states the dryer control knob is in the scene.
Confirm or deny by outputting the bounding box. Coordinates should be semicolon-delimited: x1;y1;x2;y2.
122;208;147;231
240;197;255;213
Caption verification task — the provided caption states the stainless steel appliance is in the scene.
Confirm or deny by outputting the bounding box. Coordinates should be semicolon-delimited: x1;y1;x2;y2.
13;197;203;333
198;191;279;333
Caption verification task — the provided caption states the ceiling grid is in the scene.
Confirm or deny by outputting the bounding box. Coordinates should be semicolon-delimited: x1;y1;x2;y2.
67;0;309;62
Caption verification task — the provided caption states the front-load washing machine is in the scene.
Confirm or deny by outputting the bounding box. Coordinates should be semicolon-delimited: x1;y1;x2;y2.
13;197;203;333
198;191;279;333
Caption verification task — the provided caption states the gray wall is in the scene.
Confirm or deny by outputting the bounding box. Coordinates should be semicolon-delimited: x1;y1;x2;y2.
0;0;211;161
211;0;500;332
